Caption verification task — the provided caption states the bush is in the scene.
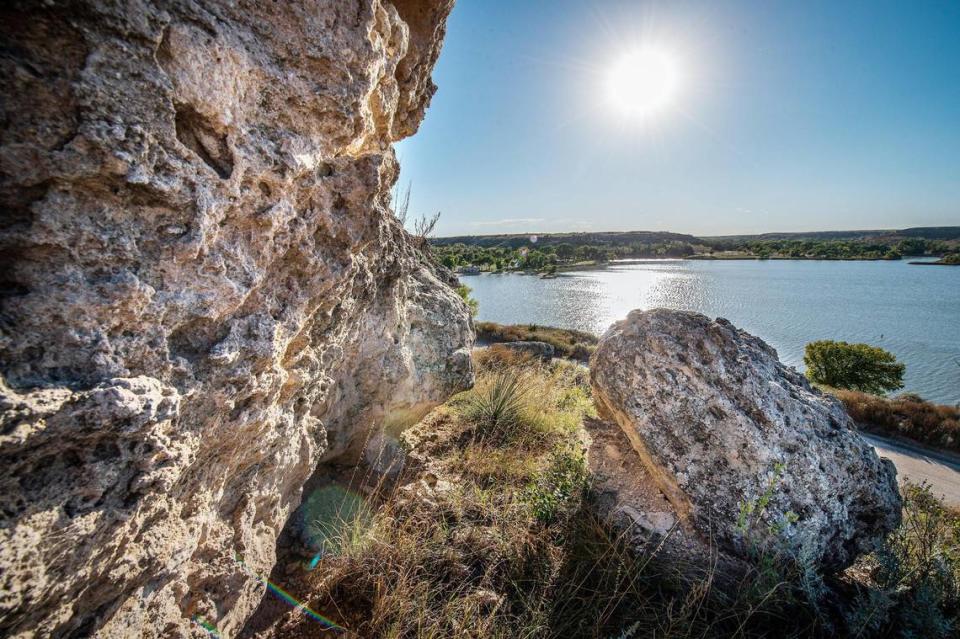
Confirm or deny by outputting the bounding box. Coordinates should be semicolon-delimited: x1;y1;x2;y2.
845;482;960;637
835;389;960;452
804;340;905;394
455;283;479;317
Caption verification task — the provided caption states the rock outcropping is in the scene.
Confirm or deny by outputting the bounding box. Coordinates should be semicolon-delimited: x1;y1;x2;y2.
590;309;900;571
0;1;468;637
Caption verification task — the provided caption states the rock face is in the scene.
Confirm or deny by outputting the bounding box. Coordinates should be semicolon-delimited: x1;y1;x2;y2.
590;309;900;571
0;1;468;637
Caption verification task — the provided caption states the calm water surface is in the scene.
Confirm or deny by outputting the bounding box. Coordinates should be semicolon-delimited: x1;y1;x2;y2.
461;259;960;405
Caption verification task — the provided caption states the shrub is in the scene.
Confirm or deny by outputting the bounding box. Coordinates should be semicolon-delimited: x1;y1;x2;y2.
473;343;539;371
804;340;905;394
835;389;960;452
455;283;479;317
845;482;960;637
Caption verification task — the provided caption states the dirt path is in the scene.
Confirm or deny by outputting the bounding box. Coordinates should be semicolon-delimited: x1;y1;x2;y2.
862;433;960;508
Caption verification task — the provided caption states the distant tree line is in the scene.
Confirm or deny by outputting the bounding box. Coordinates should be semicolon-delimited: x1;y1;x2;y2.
706;237;957;261
432;235;958;273
433;241;698;272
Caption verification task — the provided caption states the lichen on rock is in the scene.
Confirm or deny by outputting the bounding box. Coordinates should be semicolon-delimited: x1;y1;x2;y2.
0;1;466;637
590;309;901;572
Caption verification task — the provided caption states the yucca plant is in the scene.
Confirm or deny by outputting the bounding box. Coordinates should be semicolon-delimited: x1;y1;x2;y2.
465;371;528;441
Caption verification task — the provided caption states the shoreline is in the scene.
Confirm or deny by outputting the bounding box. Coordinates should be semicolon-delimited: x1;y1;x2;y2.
456;254;945;277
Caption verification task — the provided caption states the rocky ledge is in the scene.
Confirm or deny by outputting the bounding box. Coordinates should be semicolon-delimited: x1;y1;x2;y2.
0;1;468;637
590;309;901;572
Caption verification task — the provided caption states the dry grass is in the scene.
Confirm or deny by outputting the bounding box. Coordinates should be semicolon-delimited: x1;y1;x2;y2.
549;481;960;639
265;351;960;638
475;322;599;362
274;348;594;638
835;389;960;453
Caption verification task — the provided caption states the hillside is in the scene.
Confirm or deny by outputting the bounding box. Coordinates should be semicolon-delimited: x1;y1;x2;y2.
703;226;960;243
435;226;960;247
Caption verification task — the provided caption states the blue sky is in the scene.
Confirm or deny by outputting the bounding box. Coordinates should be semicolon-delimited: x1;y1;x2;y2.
395;0;960;237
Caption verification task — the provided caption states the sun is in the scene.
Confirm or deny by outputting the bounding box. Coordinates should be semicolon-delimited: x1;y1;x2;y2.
606;47;680;119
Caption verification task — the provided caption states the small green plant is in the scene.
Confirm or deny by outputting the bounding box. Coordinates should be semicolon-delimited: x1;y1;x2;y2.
455;283;479;317
526;444;588;524
804;340;905;394
736;462;796;539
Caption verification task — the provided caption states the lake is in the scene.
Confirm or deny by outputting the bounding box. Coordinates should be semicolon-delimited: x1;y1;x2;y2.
460;259;960;405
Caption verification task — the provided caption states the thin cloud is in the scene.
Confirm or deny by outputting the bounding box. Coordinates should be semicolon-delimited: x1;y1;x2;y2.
472;218;546;227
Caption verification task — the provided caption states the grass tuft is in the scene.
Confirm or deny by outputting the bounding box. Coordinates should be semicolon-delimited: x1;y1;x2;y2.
464;371;529;442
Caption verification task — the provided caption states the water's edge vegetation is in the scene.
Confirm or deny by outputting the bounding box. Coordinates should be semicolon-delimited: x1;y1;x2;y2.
433;227;960;274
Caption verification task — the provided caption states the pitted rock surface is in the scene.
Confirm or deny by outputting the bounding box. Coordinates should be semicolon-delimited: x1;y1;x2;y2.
0;1;466;637
590;309;901;571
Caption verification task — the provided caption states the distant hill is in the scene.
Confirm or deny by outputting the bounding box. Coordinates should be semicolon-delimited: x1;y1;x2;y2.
432;230;701;248
701;226;960;243
898;227;960;240
433;226;960;246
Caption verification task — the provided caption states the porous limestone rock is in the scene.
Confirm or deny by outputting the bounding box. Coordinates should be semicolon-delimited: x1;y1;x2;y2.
590;309;901;571
0;1;467;637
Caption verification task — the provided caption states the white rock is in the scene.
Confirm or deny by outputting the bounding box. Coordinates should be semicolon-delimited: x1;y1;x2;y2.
0;1;464;636
590;309;901;571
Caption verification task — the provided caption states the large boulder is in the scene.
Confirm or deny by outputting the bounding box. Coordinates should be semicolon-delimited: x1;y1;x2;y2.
0;1;467;637
590;309;901;571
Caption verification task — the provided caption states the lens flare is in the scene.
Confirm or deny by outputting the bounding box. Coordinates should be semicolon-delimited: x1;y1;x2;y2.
191;615;221;637
234;554;344;631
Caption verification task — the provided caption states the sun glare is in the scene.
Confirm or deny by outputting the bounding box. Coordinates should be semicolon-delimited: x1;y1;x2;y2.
606;47;680;119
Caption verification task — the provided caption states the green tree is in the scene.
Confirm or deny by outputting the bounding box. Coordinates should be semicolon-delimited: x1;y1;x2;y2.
555;243;575;261
522;250;548;270
803;340;905;394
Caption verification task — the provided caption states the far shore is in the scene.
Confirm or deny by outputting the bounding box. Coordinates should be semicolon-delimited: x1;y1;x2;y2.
456;254;944;277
